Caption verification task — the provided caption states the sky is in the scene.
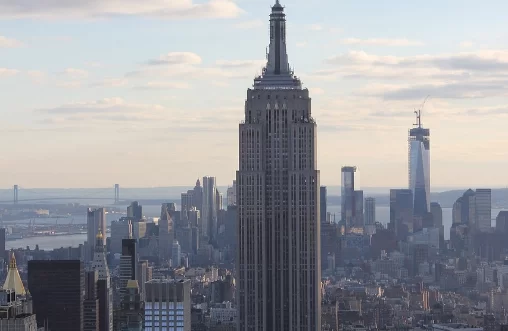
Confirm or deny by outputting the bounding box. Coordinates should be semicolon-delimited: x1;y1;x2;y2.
2;0;508;188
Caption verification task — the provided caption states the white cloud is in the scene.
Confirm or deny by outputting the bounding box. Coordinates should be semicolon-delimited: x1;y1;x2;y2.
146;52;202;66
340;38;424;47
90;78;128;87
0;36;22;48
0;0;242;19
0;68;19;77
460;41;474;48
134;81;190;90
215;60;265;69
61;68;89;79
306;24;323;31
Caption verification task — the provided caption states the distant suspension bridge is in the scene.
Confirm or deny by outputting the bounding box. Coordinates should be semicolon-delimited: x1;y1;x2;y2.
8;184;121;204
5;184;178;206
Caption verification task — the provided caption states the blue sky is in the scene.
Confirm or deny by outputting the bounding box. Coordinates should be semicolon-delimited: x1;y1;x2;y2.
1;0;508;188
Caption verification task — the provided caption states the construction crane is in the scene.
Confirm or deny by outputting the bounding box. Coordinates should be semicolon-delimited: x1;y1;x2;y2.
414;95;430;128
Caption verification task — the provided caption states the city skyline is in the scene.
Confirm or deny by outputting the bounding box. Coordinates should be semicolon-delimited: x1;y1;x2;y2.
2;0;508;188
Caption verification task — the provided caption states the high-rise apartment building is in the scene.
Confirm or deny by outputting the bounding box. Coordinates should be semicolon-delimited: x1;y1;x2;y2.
181;179;203;222
320;186;327;224
365;197;376;226
202;177;218;240
476;188;492;232
408;111;430;215
144;279;191;331
87;208;106;256
28;260;84;331
237;2;321;329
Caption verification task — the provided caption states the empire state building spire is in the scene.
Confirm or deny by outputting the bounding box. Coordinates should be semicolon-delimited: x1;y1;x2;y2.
254;0;301;89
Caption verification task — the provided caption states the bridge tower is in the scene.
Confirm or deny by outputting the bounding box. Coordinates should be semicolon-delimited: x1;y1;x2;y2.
13;185;18;205
114;184;120;204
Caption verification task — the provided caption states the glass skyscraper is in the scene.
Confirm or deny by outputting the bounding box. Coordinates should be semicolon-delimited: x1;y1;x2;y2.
408;111;430;216
341;166;356;228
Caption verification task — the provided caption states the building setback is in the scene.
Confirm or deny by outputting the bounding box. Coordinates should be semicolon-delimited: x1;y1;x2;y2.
236;1;321;330
28;260;84;331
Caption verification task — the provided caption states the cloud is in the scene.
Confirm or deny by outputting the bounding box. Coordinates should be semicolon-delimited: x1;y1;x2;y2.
129;53;255;81
306;24;323;31
90;78;128;87
0;0;242;19
133;81;190;90
145;52;202;66
340;38;424;47
0;68;18;77
233;20;263;29
0;36;22;48
460;41;474;48
296;42;307;48
60;68;89;79
215;60;265;69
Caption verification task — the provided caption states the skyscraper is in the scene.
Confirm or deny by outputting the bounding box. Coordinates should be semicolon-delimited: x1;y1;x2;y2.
475;188;492;232
341;166;356;228
226;180;237;207
408;110;430;215
87;208;106;256
237;1;321;329
390;189;414;240
83;270;99;331
172;241;181;268
354;190;364;227
119;238;137;297
28;260;84;331
365;197;376;226
92;230;113;331
320;186;327;224
158;203;174;262
127;201;143;221
202;176;217;240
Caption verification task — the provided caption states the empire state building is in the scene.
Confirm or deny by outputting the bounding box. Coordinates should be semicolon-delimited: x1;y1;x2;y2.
236;1;321;330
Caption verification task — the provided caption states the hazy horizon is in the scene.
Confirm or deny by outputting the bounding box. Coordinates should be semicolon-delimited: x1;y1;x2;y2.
2;0;508;187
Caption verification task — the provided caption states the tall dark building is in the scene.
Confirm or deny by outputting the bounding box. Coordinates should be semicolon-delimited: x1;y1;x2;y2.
84;270;99;331
117;280;144;331
0;228;5;262
341;166;356;227
320;186;327;224
390;189;413;240
120;238;137;296
28;260;84;331
127;201;143;221
236;1;321;329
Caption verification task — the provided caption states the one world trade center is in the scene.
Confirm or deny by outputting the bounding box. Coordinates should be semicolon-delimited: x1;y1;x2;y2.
408;109;430;216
